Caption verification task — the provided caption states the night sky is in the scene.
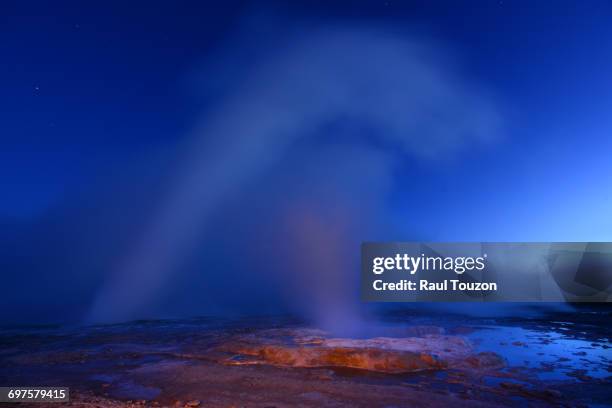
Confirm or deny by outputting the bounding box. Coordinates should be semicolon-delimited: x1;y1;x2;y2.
1;1;611;325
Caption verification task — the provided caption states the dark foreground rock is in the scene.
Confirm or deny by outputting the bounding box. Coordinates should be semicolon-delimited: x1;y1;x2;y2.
3;313;609;408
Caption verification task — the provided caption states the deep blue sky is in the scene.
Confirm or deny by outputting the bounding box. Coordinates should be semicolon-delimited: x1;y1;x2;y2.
1;1;611;323
2;1;611;230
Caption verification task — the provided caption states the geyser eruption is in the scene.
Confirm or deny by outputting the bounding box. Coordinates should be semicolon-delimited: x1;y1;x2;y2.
87;25;500;326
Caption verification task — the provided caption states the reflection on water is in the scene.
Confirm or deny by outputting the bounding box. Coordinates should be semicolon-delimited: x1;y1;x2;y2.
468;325;610;380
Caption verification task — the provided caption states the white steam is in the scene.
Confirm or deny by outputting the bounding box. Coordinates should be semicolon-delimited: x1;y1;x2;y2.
87;26;501;324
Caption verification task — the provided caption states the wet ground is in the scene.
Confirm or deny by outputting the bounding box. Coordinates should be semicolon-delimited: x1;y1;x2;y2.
0;306;610;407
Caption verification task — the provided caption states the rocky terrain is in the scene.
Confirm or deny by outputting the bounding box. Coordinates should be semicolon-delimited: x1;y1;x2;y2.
1;307;610;407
